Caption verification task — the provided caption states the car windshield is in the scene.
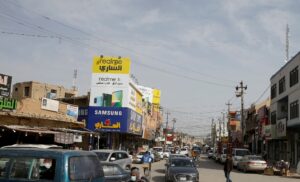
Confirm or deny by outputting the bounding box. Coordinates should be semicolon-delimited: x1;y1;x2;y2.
171;159;193;167
236;150;250;156
95;152;110;161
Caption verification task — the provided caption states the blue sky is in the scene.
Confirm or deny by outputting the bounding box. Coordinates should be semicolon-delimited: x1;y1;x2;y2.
1;0;300;136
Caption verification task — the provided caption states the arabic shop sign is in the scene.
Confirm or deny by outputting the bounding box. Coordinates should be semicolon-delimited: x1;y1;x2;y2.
0;97;17;110
0;73;12;97
87;107;129;132
92;56;131;74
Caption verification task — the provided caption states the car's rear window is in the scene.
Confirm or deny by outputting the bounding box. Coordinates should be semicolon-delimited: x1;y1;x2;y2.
95;152;110;161
69;156;104;180
171;159;193;167
248;156;263;160
153;148;163;152
236;150;250;156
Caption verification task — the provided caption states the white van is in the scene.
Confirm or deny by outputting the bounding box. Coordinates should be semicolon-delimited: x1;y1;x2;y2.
232;148;251;167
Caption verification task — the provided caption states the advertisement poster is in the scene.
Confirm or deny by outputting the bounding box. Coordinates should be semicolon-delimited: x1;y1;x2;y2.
276;118;286;138
127;109;143;135
66;105;79;119
0;73;12;97
41;98;59;112
92;56;131;74
128;83;143;115
87;107;129;132
138;85;153;103
90;66;130;107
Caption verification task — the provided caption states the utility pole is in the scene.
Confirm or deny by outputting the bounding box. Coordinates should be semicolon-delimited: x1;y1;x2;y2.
172;118;176;146
164;111;170;150
236;81;247;145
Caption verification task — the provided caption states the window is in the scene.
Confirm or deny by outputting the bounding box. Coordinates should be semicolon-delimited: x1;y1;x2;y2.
69;156;103;180
24;86;30;97
271;84;277;99
279;76;286;94
271;111;276;124
290;100;299;119
14;87;18;92
290;66;298;87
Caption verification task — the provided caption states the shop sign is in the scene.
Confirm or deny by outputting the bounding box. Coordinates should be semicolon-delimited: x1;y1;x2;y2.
0;97;17;110
41;98;59;112
92;56;131;74
66;105;78;119
127;109;142;135
0;73;12;97
87;107;128;132
276;118;286;138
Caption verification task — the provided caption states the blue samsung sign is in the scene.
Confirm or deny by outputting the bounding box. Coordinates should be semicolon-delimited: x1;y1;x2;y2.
87;107;143;135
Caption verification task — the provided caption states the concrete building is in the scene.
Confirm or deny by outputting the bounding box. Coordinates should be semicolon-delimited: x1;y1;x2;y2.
0;81;88;148
270;52;300;166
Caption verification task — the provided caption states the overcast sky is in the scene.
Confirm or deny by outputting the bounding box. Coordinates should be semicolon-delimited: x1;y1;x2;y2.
1;0;300;136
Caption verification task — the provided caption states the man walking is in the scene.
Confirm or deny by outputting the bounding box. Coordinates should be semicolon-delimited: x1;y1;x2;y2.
224;155;233;182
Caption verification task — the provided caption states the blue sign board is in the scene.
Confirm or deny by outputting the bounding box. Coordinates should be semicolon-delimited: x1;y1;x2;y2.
87;107;143;135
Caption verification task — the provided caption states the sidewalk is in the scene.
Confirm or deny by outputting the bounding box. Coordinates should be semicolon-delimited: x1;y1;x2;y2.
288;168;300;179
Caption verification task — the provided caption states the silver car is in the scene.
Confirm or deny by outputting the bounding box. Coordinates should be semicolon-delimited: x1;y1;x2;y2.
92;150;132;170
237;155;267;172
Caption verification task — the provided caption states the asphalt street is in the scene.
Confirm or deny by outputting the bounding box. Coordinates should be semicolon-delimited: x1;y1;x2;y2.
133;155;300;182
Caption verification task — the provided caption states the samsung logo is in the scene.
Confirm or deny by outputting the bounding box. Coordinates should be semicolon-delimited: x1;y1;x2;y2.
94;110;122;116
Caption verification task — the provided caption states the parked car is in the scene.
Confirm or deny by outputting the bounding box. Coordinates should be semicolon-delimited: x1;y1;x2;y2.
0;148;105;182
232;148;251;167
101;162;130;182
165;157;199;182
237;155;267;172
220;148;227;163
92;150;132;170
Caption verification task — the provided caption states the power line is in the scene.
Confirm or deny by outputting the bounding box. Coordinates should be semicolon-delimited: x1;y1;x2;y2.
254;84;270;104
0;30;60;39
2;0;237;84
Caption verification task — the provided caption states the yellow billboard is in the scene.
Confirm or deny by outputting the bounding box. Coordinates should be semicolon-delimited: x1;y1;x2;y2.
152;89;161;104
92;56;131;74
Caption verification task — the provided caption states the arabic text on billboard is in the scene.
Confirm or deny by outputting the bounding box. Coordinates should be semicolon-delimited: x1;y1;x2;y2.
92;56;131;74
0;73;12;97
87;107;129;133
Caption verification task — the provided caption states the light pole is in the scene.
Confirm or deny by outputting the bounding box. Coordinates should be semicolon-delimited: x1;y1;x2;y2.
172;118;176;146
236;81;247;145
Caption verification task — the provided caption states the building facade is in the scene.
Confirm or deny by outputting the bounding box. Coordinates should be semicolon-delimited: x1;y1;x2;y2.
270;52;300;166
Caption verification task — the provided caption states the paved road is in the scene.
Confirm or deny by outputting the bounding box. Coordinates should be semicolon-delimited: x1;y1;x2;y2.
133;155;299;182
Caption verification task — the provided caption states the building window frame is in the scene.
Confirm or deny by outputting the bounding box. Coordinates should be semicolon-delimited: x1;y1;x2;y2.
24;86;30;97
271;84;277;99
290;66;298;87
271;111;276;125
290;100;299;119
279;76;286;94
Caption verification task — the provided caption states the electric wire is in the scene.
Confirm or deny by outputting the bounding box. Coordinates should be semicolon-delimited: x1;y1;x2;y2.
2;0;237;84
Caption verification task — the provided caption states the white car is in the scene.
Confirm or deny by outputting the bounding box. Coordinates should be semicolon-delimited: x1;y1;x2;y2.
179;148;189;156
232;148;251;167
153;147;164;159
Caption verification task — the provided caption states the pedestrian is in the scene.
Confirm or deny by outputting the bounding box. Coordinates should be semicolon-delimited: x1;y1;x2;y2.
224;155;233;182
141;151;153;176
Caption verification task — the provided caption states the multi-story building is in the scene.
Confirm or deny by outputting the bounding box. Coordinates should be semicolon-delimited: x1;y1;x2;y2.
270;52;300;166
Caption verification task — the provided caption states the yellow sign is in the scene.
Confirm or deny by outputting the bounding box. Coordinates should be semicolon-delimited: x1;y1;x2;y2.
95;121;121;129
92;56;131;74
136;91;143;114
152;89;161;104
